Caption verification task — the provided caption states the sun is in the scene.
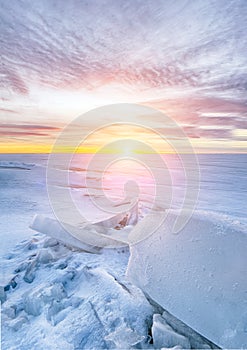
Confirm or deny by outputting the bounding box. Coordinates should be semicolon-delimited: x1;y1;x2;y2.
122;143;137;157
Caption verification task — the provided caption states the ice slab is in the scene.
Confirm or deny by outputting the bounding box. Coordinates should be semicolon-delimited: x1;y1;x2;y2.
30;214;129;253
30;200;139;251
127;211;247;348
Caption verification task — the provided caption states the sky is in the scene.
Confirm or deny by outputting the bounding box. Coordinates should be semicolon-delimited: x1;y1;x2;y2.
0;0;247;153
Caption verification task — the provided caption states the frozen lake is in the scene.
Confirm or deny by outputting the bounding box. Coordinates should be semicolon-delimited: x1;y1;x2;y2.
0;153;246;256
0;153;246;349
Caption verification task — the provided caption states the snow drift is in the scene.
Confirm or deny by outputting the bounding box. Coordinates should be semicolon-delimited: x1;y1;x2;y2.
127;210;247;349
0;161;35;170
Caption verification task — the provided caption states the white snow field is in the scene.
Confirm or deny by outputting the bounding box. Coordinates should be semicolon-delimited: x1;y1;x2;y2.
127;210;247;349
1;154;247;349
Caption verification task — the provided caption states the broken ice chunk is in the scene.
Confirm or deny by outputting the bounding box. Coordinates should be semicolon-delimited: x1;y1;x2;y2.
30;214;128;252
105;326;145;348
152;314;191;349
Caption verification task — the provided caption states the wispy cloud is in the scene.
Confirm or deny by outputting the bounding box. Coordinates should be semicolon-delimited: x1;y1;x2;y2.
0;0;246;151
0;124;60;131
1;0;247;94
0;131;50;137
0;123;61;142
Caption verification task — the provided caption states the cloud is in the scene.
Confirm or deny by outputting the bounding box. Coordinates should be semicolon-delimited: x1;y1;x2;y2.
0;0;247;151
1;0;247;95
0;68;29;95
200;129;233;140
0;123;61;140
0;131;50;137
0;108;18;114
0;123;60;131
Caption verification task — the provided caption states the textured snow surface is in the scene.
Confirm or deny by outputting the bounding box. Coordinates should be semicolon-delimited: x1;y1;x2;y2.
1;232;218;350
1;235;154;350
127;210;247;349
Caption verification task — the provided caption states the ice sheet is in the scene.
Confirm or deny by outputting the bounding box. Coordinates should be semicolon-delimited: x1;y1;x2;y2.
127;210;247;348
